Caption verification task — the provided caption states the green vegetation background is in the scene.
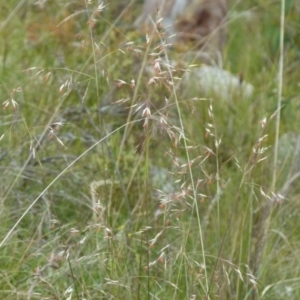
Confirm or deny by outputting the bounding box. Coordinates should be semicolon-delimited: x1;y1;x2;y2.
0;0;300;299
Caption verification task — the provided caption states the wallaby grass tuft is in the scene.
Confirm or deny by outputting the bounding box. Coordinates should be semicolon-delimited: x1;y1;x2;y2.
1;0;300;299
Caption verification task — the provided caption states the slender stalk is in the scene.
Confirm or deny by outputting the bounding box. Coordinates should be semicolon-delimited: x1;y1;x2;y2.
272;0;285;190
250;2;285;299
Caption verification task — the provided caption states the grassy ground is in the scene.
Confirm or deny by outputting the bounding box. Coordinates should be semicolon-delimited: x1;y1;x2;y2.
1;0;300;299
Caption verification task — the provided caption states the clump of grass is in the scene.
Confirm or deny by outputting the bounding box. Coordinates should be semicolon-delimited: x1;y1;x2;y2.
1;1;300;299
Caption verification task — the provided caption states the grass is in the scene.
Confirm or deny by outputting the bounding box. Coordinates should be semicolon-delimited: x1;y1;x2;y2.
1;0;300;299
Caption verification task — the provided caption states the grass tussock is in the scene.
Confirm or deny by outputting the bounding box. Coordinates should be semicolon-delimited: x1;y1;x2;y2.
1;0;300;299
